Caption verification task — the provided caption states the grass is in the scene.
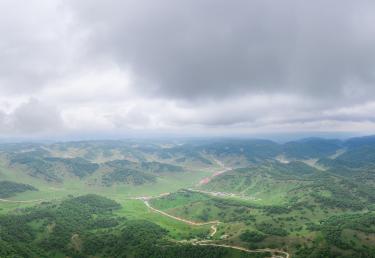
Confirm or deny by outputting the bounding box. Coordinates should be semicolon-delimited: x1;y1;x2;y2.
150;190;212;210
1;153;373;258
145;188;375;254
114;199;211;240
0;161;218;240
0;159;213;202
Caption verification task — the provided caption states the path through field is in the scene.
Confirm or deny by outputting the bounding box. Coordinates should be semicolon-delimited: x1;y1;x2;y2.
144;199;220;227
187;188;260;201
0;198;45;203
143;196;291;258
194;242;290;258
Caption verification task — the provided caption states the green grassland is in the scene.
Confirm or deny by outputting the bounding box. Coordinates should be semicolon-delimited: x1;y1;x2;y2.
150;189;375;257
0;138;375;257
115;199;211;240
0;157;212;199
0;194;269;258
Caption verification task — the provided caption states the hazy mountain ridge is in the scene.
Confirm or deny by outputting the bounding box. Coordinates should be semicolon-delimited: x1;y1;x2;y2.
1;135;375;184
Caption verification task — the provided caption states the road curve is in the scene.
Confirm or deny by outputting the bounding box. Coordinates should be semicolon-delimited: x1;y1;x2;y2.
143;198;290;258
144;200;220;227
194;242;290;258
1;192;291;257
209;224;217;237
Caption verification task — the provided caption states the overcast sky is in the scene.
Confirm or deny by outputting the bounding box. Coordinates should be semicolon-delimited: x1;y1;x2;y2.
1;0;375;139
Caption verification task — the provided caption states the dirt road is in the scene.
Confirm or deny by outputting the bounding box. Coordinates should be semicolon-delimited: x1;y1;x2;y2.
187;188;259;201
194;242;290;258
198;158;232;186
142;193;291;258
144;199;220;227
0;198;45;203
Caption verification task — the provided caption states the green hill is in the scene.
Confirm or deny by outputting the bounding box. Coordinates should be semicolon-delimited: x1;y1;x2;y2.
0;137;375;257
0;181;37;198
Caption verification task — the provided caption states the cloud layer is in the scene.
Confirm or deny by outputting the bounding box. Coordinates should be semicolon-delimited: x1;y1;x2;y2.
1;0;375;137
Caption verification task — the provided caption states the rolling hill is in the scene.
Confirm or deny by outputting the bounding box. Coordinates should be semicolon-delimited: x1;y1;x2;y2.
0;136;374;257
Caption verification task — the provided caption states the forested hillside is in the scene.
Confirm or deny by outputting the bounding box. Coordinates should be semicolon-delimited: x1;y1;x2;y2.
0;136;374;257
0;181;37;198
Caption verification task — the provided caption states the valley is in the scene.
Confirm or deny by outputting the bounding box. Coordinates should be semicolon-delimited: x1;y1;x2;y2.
2;1;374;257
0;137;374;257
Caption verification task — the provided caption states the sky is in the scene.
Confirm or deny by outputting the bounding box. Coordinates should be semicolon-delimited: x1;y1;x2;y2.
1;0;375;139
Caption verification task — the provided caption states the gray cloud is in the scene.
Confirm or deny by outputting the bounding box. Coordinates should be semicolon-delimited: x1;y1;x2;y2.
68;0;375;102
0;0;88;95
1;0;375;137
0;99;64;134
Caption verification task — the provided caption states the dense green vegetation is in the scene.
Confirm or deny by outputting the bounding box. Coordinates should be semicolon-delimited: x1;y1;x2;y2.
8;153;99;182
0;180;37;198
100;159;183;186
1;136;375;257
255;222;288;236
0;194;266;258
197;139;281;164
151;190;375;257
83;219;264;258
299;213;375;257
9;152;60;182
282;138;342;159
105;159;184;174
102;168;157;186
0;194;121;257
239;231;266;242
45;157;99;178
139;161;184;173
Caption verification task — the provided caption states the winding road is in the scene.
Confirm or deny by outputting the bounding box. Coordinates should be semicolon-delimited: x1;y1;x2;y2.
194;242;290;258
188;188;260;201
144;199;220;227
0;194;290;257
0;158;290;258
143;196;290;258
134;160;291;257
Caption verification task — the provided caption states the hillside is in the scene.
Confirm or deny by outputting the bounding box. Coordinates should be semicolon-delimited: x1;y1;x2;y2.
0;181;37;198
0;136;374;257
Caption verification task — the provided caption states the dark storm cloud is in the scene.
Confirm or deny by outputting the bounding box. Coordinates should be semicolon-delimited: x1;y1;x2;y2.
68;0;375;101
